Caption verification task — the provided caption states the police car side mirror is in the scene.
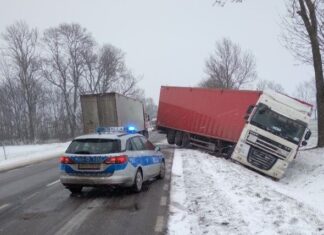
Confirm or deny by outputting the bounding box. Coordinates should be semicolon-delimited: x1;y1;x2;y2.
155;146;161;152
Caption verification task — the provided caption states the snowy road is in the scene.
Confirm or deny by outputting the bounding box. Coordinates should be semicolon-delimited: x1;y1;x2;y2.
169;149;324;235
0;132;173;235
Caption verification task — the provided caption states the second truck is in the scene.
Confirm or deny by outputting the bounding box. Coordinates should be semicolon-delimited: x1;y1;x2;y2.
80;92;149;137
156;86;312;180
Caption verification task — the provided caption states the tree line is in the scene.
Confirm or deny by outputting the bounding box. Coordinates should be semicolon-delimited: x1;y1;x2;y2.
0;21;153;144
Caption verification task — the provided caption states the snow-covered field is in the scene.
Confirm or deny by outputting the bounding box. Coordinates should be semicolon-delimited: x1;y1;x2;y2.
168;148;324;235
0;142;70;171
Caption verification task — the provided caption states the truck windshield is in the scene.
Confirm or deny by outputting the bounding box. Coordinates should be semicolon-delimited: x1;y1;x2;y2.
250;103;306;145
66;139;121;154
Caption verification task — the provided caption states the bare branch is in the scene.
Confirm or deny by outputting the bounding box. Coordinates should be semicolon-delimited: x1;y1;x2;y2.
200;38;257;89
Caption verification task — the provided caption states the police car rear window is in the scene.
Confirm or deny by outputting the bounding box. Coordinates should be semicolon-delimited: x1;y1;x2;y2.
66;139;121;154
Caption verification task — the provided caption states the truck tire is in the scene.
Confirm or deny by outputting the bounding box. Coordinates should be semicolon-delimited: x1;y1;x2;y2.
167;130;176;144
181;133;190;148
175;131;183;146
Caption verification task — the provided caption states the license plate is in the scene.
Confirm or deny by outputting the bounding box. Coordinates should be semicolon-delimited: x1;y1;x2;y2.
78;164;100;170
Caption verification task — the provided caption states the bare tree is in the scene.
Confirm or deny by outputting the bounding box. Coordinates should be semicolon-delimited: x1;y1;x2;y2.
42;23;95;137
143;97;158;119
282;0;324;147
82;44;139;96
1;21;42;142
256;79;286;93
200;38;257;89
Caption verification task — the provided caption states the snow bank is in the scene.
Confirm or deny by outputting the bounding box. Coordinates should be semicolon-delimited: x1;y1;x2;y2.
168;148;324;235
0;142;70;172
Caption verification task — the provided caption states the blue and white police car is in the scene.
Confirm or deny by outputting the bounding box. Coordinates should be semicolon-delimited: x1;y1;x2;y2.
59;127;165;193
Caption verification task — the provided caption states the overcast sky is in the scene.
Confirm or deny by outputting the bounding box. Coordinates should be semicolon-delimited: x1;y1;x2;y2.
0;0;314;102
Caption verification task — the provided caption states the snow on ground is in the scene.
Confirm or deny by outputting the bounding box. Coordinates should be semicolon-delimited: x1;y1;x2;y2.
168;148;324;235
0;142;70;171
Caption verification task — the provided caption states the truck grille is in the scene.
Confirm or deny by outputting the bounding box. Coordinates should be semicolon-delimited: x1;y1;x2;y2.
247;131;291;159
247;147;277;171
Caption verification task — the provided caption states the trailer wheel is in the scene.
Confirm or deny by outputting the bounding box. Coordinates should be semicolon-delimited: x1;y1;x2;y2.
167;130;176;144
181;133;190;148
175;131;183;146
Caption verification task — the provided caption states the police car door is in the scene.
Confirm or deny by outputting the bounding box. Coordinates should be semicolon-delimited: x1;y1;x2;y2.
139;136;160;177
130;136;152;180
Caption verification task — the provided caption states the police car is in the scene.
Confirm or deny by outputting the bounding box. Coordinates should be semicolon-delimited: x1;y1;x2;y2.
59;126;165;193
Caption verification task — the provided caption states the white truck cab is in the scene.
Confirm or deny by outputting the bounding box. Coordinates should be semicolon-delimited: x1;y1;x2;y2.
231;90;312;179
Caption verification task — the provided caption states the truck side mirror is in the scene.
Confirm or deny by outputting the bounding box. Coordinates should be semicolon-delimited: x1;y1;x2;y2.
244;105;254;121
305;130;312;140
246;105;254;115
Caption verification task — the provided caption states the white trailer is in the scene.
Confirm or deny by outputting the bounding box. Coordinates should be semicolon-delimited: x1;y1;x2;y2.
80;93;148;137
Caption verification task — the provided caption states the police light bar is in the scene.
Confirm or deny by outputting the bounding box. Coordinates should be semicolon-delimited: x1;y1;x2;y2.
96;126;125;134
126;126;137;133
96;126;138;134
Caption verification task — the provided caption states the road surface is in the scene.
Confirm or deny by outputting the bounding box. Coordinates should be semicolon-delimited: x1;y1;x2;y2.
0;131;173;235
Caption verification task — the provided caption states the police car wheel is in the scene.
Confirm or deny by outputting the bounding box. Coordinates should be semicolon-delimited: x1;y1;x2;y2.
133;170;143;193
67;185;83;194
158;161;165;179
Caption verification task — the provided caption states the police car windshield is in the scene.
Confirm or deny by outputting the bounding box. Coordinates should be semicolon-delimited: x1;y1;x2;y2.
66;139;121;154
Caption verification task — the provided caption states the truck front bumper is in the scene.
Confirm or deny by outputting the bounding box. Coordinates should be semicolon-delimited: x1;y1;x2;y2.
232;144;289;179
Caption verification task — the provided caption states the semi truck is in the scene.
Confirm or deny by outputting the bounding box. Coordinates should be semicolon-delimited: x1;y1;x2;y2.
156;86;312;179
80;92;149;137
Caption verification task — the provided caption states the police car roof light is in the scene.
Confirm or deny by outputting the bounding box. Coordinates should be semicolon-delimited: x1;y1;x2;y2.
96;126;125;134
127;126;136;131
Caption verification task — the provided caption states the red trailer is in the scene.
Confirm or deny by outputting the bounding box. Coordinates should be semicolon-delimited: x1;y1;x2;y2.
157;86;262;153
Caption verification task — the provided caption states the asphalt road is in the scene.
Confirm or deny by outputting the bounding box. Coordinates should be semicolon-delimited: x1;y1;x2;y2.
0;131;173;235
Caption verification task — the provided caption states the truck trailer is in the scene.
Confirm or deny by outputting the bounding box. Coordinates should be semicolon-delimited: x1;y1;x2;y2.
156;86;312;179
80;92;149;137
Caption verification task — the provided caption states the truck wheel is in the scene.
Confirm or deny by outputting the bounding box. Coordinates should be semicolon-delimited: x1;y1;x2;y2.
224;145;235;159
175;131;183;146
167;130;176;144
181;133;190;148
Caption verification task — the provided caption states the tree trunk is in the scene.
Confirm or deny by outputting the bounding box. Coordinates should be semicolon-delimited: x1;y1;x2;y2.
298;0;324;147
308;19;324;147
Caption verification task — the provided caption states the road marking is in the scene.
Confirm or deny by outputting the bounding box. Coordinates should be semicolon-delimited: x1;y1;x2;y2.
163;184;169;191
155;216;164;233
46;179;60;187
54;199;102;235
24;192;39;201
0;203;10;211
160;196;167;206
